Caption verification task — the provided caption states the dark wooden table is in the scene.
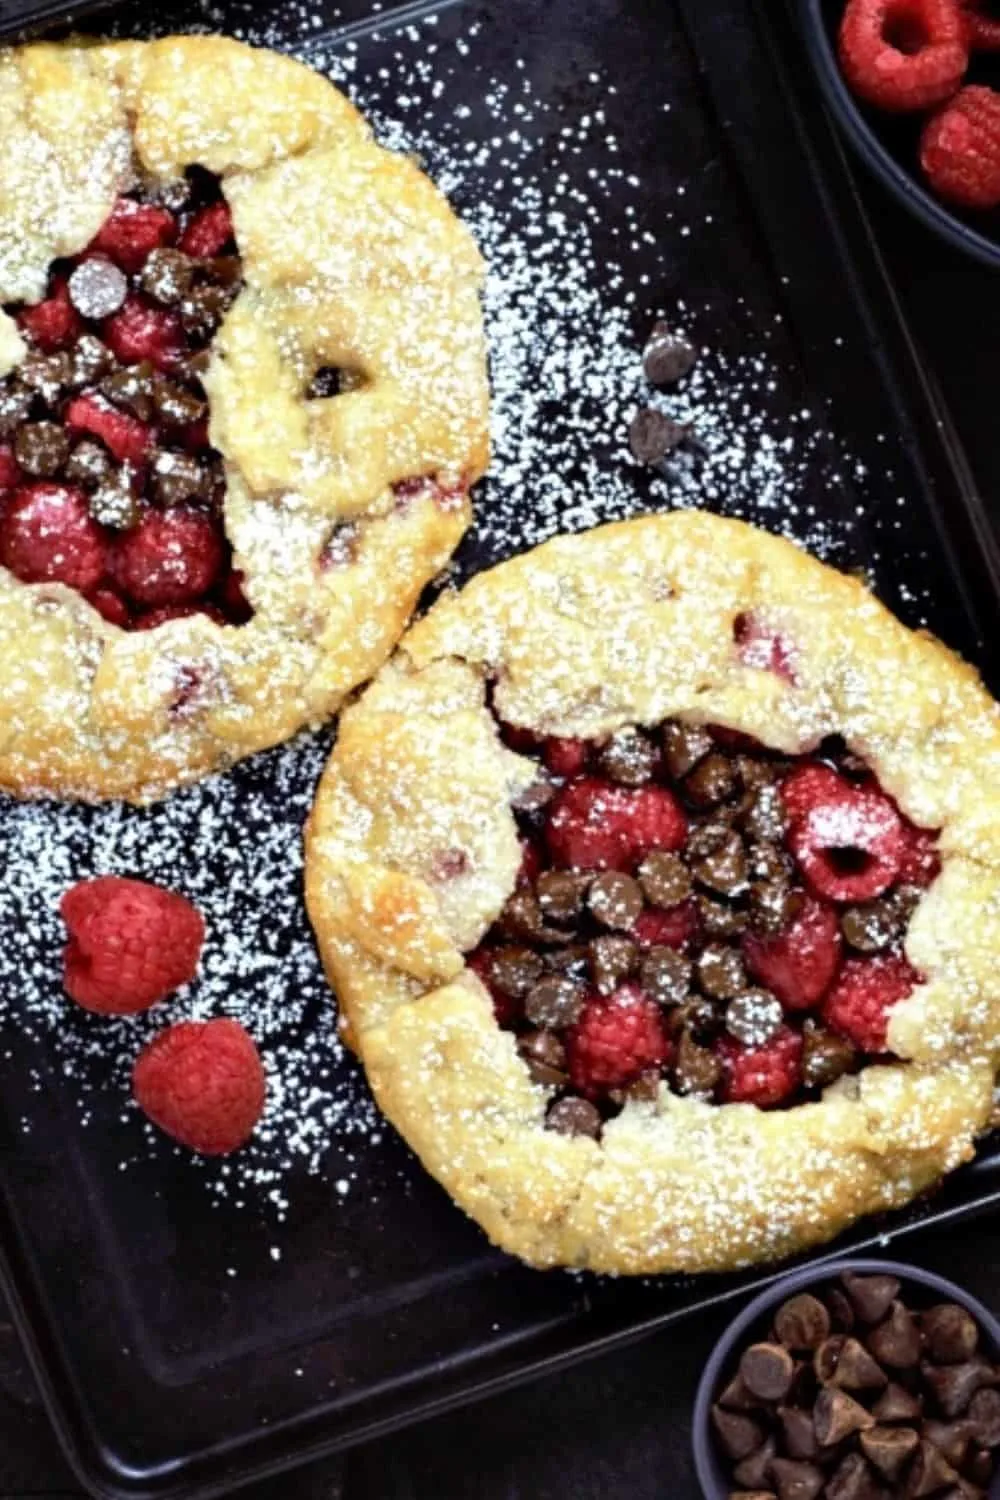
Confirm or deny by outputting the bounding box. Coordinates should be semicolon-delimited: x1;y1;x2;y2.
3;103;1000;1500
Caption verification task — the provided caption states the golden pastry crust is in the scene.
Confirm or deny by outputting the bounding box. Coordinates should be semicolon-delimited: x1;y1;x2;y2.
305;513;1000;1274
0;35;488;802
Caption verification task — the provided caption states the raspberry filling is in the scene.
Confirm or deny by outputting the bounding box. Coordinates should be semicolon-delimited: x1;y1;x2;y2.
469;719;941;1139
0;170;252;630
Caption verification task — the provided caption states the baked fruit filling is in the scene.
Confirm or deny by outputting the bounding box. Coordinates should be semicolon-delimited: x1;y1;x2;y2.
0;170;252;631
470;702;942;1140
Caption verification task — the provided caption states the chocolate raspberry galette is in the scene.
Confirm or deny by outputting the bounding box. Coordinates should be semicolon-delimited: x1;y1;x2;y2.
0;36;488;801
305;513;1000;1275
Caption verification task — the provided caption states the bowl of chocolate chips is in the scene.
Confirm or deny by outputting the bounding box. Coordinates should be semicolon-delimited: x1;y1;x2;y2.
693;1260;1000;1500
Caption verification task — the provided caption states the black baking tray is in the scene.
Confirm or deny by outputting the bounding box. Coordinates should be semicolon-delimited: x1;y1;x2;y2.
1;1;1000;1498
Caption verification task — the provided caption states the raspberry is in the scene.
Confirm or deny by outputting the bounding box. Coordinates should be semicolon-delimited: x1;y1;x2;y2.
897;821;942;886
104;296;183;371
822;954;920;1052
182;417;212;453
718;1026;803;1107
788;782;905;902
89;198;177;274
0;444;22;496
132;1018;265;1155
18;279;83;352
733;611;796;681
632;900;699;950
466;948;521;1028
0;483;107;591
179;201;235;257
546;778;687;871
113;508;224;607
61;876;205;1015
566;985;672;1096
742;896;843;1010
65;393;152;466
499;722;539;754
839;0;968;113
543;737;589;778
921;86;1000;208
781;762;848;822
134;602;226;629
87;586;131;627
517;837;543;888
961;0;1000;49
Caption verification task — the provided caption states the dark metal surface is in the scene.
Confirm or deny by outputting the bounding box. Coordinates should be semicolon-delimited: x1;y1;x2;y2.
1;2;1000;1498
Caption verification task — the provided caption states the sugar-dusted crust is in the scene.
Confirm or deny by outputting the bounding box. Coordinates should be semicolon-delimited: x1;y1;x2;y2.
305;512;1000;1274
0;35;488;802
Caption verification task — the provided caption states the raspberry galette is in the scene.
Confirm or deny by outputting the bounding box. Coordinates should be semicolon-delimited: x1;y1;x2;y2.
0;36;488;801
305;513;1000;1275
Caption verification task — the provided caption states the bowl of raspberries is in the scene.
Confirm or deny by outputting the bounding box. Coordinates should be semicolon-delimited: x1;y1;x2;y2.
800;0;1000;267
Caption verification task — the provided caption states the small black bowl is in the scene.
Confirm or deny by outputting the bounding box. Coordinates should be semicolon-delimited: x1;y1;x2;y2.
798;0;1000;270
692;1256;1000;1499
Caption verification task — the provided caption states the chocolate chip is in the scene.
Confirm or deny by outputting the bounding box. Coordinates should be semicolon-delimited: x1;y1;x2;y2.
673;1028;722;1097
828;1288;857;1335
545;1096;601;1139
13;420;69;477
152;449;210;507
524;975;585;1029
0;383;33;436
697;943;747;1000
590;935;638;994
815;1336;887;1392
489;947;544;999
922;1360;994;1419
500;890;566;945
640;946;691;1006
140;247;196;304
642;320;698;385
69;333;115;386
204;254;243;288
841;902;902;954
873;1382;923;1424
728;1492;777;1500
741;1343;796;1402
740;782;787;842
775;1296;832;1353
66;439;114;488
638;850;692;908
734;1435;777;1490
824;1453;882;1500
692;829;749;899
965;1444;994;1483
769;1458;823;1500
968;1388;1000;1447
89;473;142;531
171;347;212;384
518;1030;568;1087
153;378;206;428
544;944;591;981
662;720;713;779
814;1387;877;1446
906;1439;960;1496
921;1418;974;1468
720;1375;765;1412
747;840;793;884
696;893;748;939
858;1424;919;1481
712;1406;765;1461
588;872;644;931
922;1306;980;1365
841;1272;901;1326
628;406;689;464
802;1023;856;1089
618;1068;661;1104
748;880;804;937
669;994;721;1043
868;1302;922;1371
180;282;232;341
725;989;783;1047
68;256;127;319
778;1406;819;1461
101;361;156;420
18;350;71;405
684;752;738;811
598;727;656;785
536;870;592;925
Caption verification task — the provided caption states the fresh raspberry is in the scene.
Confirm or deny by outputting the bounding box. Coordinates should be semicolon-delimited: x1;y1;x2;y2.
781;762;848;822
961;0;1000;49
0;483;107;591
0;445;22;496
87;586;131;628
18;279;83;352
788;782;905;902
179;201;235;257
89;198;177;274
466;948;521;1028
546;778;687;871
113;508;224;607
897;821;942;886
517;837;543;888
65;393;152;466
132;1018;265;1155
822;954;920;1052
104;296;183;371
717;1026;803;1107
566;985;672;1096
61;876;205;1015
742;896;842;1010
632;900;699;950
543;737;590;778
733;611;796;682
134;602;226;629
839;0;968;113
921;85;1000;208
